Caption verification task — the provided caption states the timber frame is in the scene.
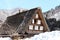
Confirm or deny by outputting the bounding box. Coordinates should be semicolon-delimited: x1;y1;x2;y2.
0;7;50;39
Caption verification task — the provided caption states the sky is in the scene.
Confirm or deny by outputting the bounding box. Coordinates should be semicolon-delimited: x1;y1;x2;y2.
0;0;60;12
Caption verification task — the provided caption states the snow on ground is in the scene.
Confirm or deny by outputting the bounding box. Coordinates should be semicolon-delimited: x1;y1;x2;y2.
0;31;60;40
0;37;12;40
24;31;60;40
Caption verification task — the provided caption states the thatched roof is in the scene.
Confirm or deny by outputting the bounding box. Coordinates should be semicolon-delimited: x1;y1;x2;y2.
0;8;40;35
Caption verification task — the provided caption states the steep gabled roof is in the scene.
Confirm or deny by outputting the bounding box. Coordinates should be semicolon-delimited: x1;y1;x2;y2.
6;8;39;28
0;8;41;35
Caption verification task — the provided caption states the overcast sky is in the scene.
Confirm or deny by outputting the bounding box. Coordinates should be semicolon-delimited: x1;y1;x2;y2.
0;0;60;12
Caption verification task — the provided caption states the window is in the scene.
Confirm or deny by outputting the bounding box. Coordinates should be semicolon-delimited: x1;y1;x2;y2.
40;26;43;30
36;14;38;18
35;25;38;30
37;20;41;24
32;19;34;24
29;25;33;30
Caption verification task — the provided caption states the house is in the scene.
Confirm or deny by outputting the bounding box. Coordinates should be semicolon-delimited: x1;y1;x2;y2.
0;7;50;38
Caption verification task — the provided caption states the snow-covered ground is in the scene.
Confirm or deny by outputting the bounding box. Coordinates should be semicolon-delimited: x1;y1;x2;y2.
0;31;60;40
0;37;12;40
24;31;60;40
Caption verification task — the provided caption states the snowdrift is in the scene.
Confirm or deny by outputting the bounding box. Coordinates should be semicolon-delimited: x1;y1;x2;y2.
0;37;12;40
24;31;60;40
